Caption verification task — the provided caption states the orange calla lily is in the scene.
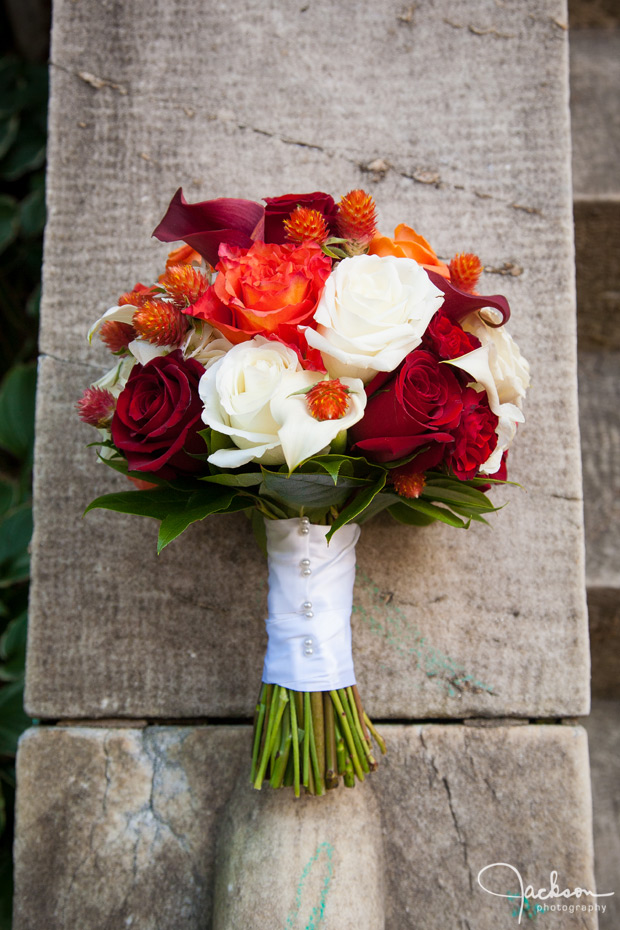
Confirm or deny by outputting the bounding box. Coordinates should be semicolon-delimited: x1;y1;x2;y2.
368;224;450;278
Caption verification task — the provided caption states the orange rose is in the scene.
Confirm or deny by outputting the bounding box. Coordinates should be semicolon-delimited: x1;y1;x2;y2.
368;224;450;278
191;240;332;346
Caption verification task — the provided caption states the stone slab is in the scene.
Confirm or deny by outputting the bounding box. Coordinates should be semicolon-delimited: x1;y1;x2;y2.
588;589;620;699
578;352;620;589
570;30;620;347
13;723;599;930
574;200;620;350
27;0;590;719
583;700;620;930
570;30;620;199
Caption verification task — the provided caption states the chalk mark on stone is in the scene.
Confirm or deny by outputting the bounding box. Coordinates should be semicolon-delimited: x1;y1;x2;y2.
285;841;334;930
353;569;497;699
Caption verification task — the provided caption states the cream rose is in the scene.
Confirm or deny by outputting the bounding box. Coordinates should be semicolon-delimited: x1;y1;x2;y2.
199;336;366;471
303;254;444;382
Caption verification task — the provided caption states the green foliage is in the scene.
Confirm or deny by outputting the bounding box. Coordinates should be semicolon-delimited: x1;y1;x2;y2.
0;58;48;381
87;442;508;553
0;364;36;463
0;40;46;927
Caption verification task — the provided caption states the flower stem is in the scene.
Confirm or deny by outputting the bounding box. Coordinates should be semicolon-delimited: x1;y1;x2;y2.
330;689;365;782
323;692;339;789
339;688;369;774
364;711;387;755
253;685;288;789
289;689;301;798
311;692;326;784
347;685;377;771
250;683;268;782
270;702;292;788
250;682;385;793
303;691;311;789
352;684;371;743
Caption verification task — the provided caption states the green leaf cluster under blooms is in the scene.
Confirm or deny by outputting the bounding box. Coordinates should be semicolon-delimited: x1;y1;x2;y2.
86;429;506;553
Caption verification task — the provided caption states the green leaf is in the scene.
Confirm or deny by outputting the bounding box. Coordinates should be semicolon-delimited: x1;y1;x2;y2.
26;281;41;319
0;504;32;568
354;491;400;525
84;487;193;521
260;468;368;511
0;124;45;180
200;471;262;488
18;183;46;237
446;504;491;525
204;428;235;454
326;474;387;540
0;611;27;663
0;680;30;755
0;550;30;588
250;508;267;557
421;485;498;512
389;502;436;526
156;488;239;552
0;610;28;681
0;363;36;460
0;116;18;161
400;498;469;528
97;454;169;486
0;194;18;254
0;482;15;517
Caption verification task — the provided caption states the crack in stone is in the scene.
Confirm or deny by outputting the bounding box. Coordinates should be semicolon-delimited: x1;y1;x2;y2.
483;774;500;803
442;775;474;894
39;351;108;373
48;58;542;224
62;732;113;913
418;730;440;788
418;730;474;896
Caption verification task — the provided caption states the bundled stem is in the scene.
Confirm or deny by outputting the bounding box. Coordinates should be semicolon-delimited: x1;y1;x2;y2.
252;684;386;796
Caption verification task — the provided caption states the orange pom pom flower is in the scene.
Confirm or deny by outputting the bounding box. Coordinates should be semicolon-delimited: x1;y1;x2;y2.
449;253;482;293
284;207;329;244
337;189;378;243
133;298;188;347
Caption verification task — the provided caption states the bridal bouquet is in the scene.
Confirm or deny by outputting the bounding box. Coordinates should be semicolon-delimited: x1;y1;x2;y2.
78;188;530;796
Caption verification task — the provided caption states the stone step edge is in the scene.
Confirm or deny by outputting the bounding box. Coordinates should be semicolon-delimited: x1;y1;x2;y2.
42;716;583;729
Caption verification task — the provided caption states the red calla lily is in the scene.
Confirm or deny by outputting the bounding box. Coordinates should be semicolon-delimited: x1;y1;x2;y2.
152;188;264;266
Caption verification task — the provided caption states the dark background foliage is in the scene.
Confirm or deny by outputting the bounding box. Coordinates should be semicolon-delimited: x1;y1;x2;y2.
0;1;50;924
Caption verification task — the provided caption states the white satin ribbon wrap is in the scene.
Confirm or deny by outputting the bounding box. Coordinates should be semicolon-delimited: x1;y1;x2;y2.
262;518;360;691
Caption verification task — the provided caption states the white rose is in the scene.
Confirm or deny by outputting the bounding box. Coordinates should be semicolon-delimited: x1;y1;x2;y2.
199;336;366;471
447;309;531;474
181;321;233;370
303;254;444;383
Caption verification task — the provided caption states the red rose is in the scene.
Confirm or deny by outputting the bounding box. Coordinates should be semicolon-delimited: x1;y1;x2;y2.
350;349;463;465
261;191;339;244
191;240;332;349
111;351;206;479
422;312;481;360
446;387;498;480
